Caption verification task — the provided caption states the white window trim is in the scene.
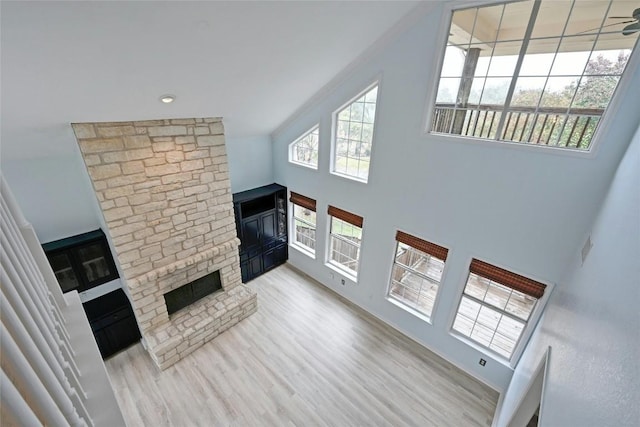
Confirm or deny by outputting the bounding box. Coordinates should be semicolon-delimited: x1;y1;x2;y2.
325;215;362;282
330;79;381;183
288;124;320;170
328;232;361;277
385;241;446;322
326;260;359;283
290;240;316;259
421;0;640;159
386;297;434;325
289;201;316;259
446;257;554;367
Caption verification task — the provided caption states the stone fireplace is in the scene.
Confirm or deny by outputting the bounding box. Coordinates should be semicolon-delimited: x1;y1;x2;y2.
72;118;257;369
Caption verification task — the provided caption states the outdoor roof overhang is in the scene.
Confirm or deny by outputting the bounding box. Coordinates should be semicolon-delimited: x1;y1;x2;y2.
448;0;638;56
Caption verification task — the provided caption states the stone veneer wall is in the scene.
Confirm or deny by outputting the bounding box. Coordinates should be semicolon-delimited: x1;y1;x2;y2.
71;118;256;369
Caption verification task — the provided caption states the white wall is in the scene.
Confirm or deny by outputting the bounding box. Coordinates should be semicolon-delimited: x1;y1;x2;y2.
2;153;102;243
496;126;640;426
271;2;640;390
1;133;275;244
226;135;274;193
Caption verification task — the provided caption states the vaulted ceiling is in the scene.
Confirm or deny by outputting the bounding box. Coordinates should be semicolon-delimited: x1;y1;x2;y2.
1;1;419;160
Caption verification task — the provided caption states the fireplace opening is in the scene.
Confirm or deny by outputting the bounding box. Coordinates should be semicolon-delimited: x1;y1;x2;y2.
164;270;222;316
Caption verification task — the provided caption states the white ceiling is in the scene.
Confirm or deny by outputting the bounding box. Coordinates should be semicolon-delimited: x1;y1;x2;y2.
1;0;420;160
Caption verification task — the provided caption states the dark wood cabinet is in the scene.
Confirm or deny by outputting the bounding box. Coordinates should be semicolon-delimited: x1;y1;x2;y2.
42;229;119;294
43;230;138;359
233;183;288;283
82;289;141;358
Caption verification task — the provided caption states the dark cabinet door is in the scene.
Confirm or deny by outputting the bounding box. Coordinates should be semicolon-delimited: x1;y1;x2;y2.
260;212;276;243
93;329;110;357
91;314;141;358
248;255;262;280
263;249;276;272
263;243;287;272
43;229;119;294
48;252;81;292
242;217;261;248
240;260;250;283
74;240;118;289
83;289;141;359
273;244;287;265
102;318;141;358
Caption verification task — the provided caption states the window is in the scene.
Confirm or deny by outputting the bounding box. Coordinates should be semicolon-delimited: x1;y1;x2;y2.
289;125;319;169
431;0;638;150
327;205;363;277
452;259;547;360
332;83;379;182
290;192;317;255
387;231;448;319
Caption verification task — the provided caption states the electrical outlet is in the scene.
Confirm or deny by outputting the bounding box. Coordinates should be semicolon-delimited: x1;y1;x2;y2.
341;279;346;285
329;272;334;280
479;358;486;366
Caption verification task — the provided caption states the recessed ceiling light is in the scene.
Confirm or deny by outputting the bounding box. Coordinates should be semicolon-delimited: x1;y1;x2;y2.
160;94;175;104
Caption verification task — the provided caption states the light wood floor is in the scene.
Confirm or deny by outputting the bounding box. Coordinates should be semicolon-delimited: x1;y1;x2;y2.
105;264;498;426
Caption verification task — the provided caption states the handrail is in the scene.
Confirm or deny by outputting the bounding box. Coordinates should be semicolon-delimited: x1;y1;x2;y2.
0;173;113;427
434;103;604;116
431;103;604;149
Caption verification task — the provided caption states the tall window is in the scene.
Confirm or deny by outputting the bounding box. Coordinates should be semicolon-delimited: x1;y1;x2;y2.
452;259;547;360
327;206;363;277
332;84;379;182
289;125;319;169
290;192;316;255
387;231;448;319
431;0;638;150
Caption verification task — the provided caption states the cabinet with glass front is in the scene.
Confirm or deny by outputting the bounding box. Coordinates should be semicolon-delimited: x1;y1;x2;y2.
42;229;119;294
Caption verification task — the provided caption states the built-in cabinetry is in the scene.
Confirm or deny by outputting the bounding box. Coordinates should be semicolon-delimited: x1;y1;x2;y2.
42;229;140;358
82;289;141;358
42;229;119;294
233;184;288;283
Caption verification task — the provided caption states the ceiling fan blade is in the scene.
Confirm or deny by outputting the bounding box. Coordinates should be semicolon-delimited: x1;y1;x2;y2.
574;20;633;35
610;7;640;20
622;21;640;36
603;19;634;26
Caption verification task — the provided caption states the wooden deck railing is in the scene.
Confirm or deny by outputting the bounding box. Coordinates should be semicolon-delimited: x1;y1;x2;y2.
432;104;604;150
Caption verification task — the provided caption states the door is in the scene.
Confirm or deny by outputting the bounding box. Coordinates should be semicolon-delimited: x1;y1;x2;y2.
73;240;118;289
273;243;287;265
92;329;110;357
103;317;141;358
260;212;276;244
240;260;250;283
248;255;262;280
242;217;261;248
263;249;276;271
47;251;81;292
